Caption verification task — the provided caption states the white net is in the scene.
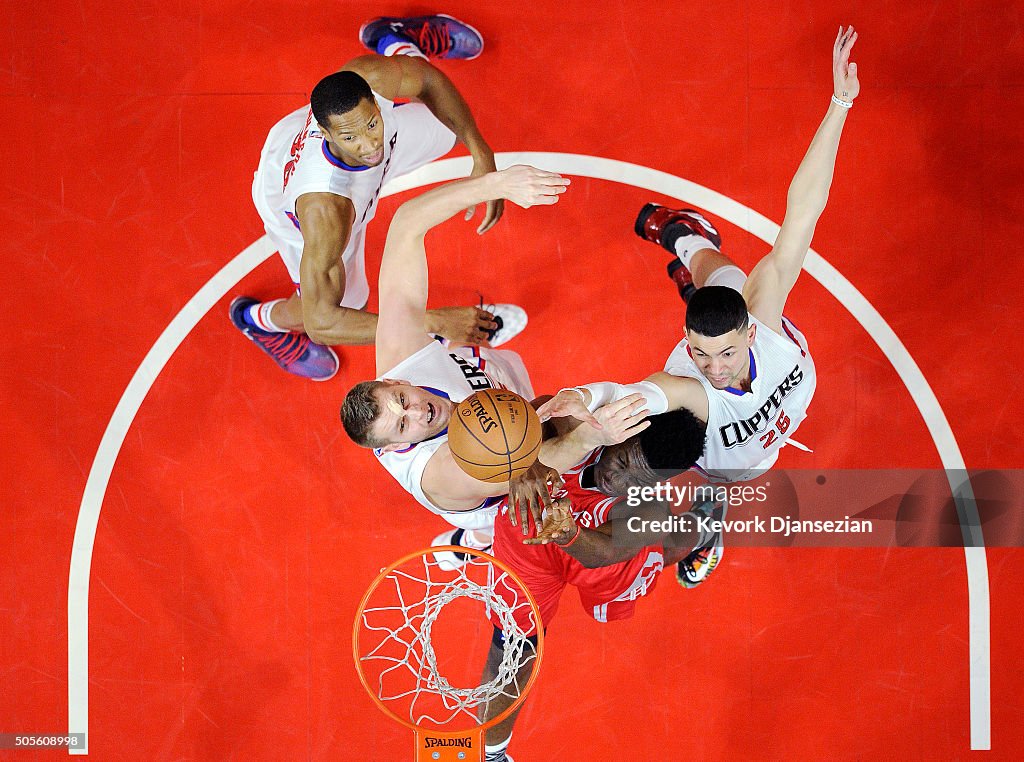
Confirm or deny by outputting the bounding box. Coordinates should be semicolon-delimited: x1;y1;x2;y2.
356;550;540;729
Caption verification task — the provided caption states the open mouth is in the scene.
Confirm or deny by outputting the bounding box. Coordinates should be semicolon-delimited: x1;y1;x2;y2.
427;403;435;424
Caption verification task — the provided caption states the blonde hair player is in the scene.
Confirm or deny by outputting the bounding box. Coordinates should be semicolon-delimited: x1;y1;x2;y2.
341;166;616;565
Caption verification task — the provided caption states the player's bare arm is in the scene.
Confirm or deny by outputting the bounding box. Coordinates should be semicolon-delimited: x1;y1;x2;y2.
295;191;501;348
375;165;570;374
344;53;503;233
421;394;645;514
536;371;710;428
527;496;701;570
743;26;860;333
295;192;381;345
508;395;651;531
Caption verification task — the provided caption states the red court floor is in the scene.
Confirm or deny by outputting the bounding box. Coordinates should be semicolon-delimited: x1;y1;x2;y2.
4;1;1024;760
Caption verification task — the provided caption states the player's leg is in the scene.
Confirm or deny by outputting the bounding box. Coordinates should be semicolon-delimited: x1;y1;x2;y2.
670;494;728;589
477;627;535;762
228;211;340;380
635;203;748;301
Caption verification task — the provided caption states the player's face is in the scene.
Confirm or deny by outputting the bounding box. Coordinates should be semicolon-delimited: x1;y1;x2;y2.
686;325;756;390
321;98;386;167
371;381;453;448
592;439;659;497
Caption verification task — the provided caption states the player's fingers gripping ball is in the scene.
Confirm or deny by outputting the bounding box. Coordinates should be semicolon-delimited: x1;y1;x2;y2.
448;389;542;483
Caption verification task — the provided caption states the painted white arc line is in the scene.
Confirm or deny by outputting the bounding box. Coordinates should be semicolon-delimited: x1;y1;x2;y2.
67;152;989;754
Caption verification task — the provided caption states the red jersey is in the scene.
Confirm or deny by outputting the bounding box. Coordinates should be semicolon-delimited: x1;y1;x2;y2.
491;448;665;635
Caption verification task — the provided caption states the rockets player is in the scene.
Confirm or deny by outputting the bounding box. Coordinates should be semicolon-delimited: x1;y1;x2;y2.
537;27;860;484
341;165;582;559
477;406;723;762
231;14;523;381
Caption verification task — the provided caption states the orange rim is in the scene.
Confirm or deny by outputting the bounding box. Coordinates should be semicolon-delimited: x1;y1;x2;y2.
352;545;545;733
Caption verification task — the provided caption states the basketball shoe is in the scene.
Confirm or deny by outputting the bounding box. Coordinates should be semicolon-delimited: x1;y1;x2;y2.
482;303;528;347
667;259;697;304
431;527;492;572
634;203;722;253
359;14;484;60
676;496;727;589
635;204;721;305
229;297;339;381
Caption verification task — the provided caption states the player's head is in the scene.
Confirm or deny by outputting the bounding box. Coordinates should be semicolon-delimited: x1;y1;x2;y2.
342;379;453;450
684;286;756;390
591;409;707;496
310;71;385;167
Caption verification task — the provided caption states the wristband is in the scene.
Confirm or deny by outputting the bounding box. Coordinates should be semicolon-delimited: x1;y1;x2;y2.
559;524;582;547
831;94;853;109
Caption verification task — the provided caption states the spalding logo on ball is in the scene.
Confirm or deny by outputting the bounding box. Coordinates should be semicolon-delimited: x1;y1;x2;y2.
448;389;542;483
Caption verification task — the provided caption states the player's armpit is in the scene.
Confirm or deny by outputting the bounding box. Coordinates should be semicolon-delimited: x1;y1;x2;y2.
741;255;789;335
420;444;511;512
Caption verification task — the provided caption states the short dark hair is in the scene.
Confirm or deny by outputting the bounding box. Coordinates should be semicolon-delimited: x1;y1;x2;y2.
341;380;387;448
685;286;749;337
637;408;707;472
310;71;375;128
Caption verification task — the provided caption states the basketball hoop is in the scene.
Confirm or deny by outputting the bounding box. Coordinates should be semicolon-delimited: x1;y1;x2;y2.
353;546;544;761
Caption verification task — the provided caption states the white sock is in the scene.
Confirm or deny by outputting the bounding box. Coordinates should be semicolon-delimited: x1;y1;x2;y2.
247;299;288;333
464;529;492;550
673;234;720;269
485;734;512;761
382;39;427;59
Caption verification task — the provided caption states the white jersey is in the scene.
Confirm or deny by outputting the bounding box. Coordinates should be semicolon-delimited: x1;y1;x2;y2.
252;92;455;306
664;314;816;483
252;92;399;308
375;342;535;530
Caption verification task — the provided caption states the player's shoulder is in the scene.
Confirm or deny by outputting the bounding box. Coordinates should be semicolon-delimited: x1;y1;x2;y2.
295;190;355;228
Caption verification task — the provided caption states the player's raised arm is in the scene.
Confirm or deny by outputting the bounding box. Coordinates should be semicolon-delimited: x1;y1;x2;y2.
375;166;570;374
743;26;860;333
344;53;503;233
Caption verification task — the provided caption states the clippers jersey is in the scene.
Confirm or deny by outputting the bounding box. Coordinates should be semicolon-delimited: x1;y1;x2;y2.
253;91;454;306
492;446;665;633
665;314;816;482
375;342;535;526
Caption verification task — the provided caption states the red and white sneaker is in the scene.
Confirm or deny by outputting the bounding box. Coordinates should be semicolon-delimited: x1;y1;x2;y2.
634;203;722;253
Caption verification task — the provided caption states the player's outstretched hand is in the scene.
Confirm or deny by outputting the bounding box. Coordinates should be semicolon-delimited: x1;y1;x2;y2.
587;394;651;446
536;388;601;429
524;497;578;546
464;153;505;235
427;306;498;346
508;460;565;535
496;165;571;208
833;25;859;104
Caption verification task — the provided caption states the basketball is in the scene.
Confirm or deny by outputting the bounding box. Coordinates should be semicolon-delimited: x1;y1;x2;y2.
448;389;542;483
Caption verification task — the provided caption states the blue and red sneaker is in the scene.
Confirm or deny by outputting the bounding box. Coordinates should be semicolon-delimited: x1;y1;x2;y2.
229;297;339;382
359;14;484;60
634;203;722;254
